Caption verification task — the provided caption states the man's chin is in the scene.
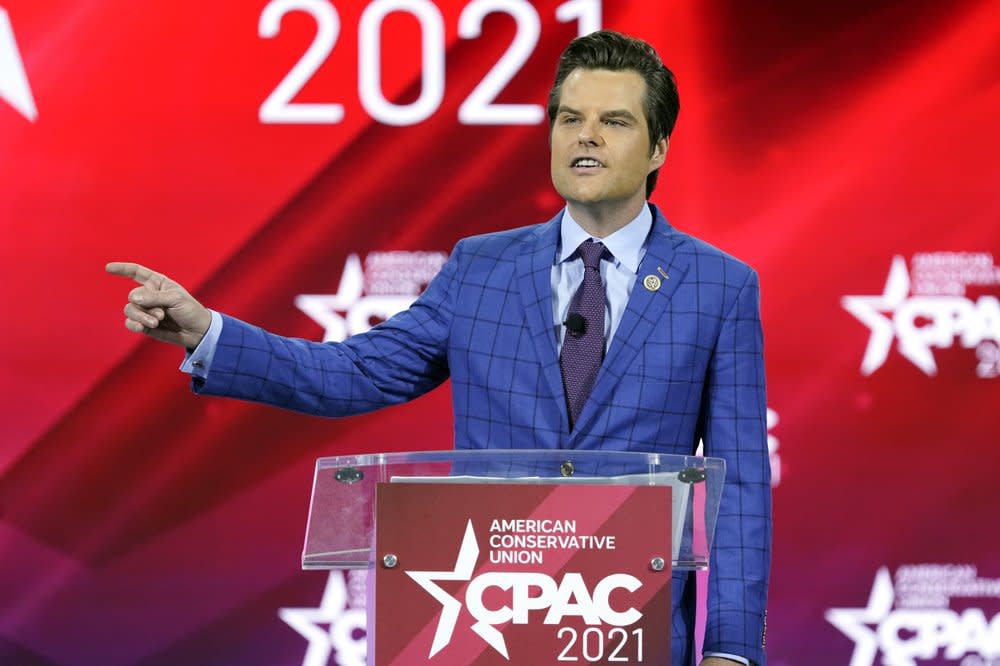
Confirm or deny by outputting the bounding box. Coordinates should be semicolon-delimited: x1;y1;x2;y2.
558;188;608;206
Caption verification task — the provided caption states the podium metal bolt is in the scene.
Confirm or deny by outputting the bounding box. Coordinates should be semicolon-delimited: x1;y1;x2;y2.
560;461;575;477
650;557;665;572
335;466;364;484
383;554;398;568
677;467;706;484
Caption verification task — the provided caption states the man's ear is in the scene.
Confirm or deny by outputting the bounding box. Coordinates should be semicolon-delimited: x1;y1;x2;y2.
649;136;668;171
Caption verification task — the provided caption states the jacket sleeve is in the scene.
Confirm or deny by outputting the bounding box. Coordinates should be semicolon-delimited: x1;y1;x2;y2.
192;242;462;417
701;268;772;666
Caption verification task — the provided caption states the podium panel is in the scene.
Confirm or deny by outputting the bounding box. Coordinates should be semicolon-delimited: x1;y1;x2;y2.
374;482;672;664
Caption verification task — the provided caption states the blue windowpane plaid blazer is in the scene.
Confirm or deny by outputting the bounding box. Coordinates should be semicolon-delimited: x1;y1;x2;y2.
197;204;771;665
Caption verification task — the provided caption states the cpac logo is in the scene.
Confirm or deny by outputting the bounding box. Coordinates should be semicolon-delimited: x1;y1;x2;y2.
842;255;1000;376
0;7;37;122
279;571;367;666
827;567;1000;666
408;521;642;660
296;251;446;342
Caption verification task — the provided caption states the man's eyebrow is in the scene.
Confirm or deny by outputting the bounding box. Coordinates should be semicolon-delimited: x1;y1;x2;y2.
603;109;638;121
555;106;639;121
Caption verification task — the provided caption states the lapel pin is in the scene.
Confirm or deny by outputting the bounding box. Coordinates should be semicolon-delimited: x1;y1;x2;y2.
657;266;669;280
643;275;661;291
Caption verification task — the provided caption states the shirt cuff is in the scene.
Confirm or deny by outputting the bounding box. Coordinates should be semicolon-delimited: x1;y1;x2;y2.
179;310;222;380
703;652;750;666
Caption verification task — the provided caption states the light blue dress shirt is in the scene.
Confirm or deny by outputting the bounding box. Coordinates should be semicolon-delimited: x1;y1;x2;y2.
551;205;651;353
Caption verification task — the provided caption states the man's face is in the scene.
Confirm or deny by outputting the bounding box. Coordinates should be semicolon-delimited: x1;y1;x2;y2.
550;68;667;214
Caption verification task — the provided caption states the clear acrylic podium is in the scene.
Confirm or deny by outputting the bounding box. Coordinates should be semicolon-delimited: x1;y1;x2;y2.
302;449;726;572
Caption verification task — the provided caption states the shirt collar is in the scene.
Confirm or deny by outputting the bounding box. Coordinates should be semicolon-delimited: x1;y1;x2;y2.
557;204;652;273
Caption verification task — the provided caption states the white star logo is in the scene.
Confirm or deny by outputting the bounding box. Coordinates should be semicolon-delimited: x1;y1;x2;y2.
825;567;894;666
842;256;939;375
279;572;367;666
405;520;510;659
295;254;364;343
295;254;416;342
0;7;37;122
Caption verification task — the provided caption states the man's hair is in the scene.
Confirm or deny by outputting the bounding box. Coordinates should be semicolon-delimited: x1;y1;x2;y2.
547;31;680;198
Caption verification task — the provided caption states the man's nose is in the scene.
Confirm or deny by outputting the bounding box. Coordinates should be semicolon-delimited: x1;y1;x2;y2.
577;118;601;145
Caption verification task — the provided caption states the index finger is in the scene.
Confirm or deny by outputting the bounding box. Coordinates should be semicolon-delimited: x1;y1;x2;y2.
106;262;162;286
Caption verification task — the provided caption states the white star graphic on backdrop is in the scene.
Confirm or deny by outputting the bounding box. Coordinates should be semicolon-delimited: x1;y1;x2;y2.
406;520;493;658
295;255;364;342
0;7;37;122
825;567;894;666
294;254;420;342
280;572;365;666
841;256;917;375
766;408;780;486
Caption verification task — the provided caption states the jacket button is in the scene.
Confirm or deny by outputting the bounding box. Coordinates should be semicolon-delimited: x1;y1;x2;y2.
560;461;575;477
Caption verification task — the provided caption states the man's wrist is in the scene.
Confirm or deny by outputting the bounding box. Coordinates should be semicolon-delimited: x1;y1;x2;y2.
180;310;222;378
184;307;213;349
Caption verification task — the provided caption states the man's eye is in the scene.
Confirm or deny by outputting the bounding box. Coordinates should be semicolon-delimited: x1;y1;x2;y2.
605;119;626;127
561;116;580;125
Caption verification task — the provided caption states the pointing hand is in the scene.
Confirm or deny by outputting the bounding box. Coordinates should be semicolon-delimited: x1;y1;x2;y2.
106;262;212;349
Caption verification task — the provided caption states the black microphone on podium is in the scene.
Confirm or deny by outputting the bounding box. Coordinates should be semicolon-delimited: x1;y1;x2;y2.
564;313;586;338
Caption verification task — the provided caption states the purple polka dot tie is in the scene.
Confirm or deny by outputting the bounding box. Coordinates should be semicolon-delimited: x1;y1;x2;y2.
560;239;607;430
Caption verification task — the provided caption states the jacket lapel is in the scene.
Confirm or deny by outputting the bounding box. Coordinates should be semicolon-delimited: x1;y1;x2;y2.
569;210;690;443
515;215;566;413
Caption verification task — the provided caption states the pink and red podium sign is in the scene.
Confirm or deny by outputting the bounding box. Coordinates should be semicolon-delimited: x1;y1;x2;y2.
375;483;672;664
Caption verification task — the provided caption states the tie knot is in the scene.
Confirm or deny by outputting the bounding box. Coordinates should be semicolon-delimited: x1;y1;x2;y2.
578;239;606;270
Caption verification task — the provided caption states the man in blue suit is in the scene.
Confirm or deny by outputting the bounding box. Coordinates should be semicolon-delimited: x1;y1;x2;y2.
109;31;770;666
